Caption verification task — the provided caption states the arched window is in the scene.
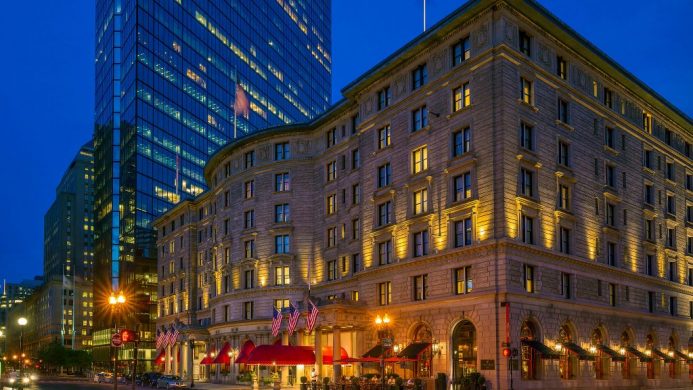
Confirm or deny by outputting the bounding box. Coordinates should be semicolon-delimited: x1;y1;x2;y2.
451;320;477;381
646;334;656;379
558;325;576;380
591;328;607;379
520;321;539;380
412;324;433;378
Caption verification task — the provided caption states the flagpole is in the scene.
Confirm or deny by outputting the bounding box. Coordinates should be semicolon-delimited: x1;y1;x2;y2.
423;0;427;31
234;110;237;139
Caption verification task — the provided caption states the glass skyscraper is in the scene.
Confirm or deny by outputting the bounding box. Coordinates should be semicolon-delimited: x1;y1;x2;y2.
93;0;331;366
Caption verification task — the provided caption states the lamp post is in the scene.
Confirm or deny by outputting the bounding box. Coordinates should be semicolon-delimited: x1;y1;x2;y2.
17;317;27;381
109;292;126;390
0;330;4;379
375;314;391;390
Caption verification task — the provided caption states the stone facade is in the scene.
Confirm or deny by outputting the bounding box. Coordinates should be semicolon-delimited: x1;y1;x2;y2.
154;1;692;389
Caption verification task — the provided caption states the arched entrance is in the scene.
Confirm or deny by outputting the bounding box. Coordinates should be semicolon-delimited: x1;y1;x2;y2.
411;324;433;378
646;334;657;379
451;320;477;381
591;328;607;379
620;330;633;379
557;324;577;380
520;321;539;380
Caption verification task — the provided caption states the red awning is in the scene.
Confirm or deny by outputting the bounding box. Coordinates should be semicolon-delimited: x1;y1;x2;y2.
154;349;166;365
236;340;256;364
213;342;231;364
322;346;350;364
246;344;316;365
385;356;416;363
200;346;216;365
337;357;380;364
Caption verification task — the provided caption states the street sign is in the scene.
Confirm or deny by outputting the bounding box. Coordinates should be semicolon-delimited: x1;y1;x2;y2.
111;333;123;347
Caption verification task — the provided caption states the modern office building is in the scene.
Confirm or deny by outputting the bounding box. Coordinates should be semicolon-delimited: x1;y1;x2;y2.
93;0;331;368
0;277;42;333
44;141;95;282
155;0;692;388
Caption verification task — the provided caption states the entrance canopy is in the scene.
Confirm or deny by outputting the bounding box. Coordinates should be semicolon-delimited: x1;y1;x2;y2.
625;346;652;362
596;344;625;362
521;339;559;359
213;342;231;364
154;349;166;365
236;340;256;364
246;345;316;365
397;342;430;359
651;348;675;363
362;345;385;358
562;342;595;361
322;346;350;364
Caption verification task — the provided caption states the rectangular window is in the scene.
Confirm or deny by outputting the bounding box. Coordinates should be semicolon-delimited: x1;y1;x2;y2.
521;214;534;244
244;240;255;258
378;125;391;149
665;129;673;146
413;189;428;215
453;83;471;111
524;264;534;293
558;184;570;210
667;228;676;248
645;254;655;276
244;180;255;199
378;163;391;188
606;165;615;187
452;36;471;65
275;173;290;192
645;219;654;241
244;209;255;229
643;112;652;133
454;172;472;201
520;122;533;150
224;218;230;235
558;141;569;166
606;203;615;226
520;168;534;197
243;301;254;320
604;127;615;148
413;274;428;301
686;174;693;191
274;142;290;161
647;292;655;313
273;299;290;310
326;194;336;215
326;227;336;247
244;150;255;168
274;204;290;223
453;127;471;157
378;240;393;265
352;218;360;240
669;296;677;316
275;266;290;286
224;190;230;207
519;30;531;56
561;272;571;299
274;235;290;254
352;253;361;273
666;162;675;181
454;218;473;247
377;86;391;110
378;201;392;226
666;194;676;215
644;184;654;205
378;282;392;305
668;261;677;282
413;230;429;257
557;98;569;123
244;269;255;289
603;87;613;109
412;105;429;131
352;149;360;169
559;227;570;254
326;161;337;181
412;146;428;174
520;77;532;104
352;183;361;205
607;242;617;266
688;205;693;223
326;128;336;148
351;113;360;134
556;56;567;80
455;266;473;294
327;260;337;281
688;236;693;254
609;283;616;306
643;149;653;169
412;64;428;90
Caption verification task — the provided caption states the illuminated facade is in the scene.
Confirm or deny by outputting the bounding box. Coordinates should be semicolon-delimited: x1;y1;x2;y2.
156;0;691;388
93;0;331;367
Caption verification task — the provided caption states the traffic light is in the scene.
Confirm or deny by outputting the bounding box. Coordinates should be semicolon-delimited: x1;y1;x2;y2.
119;329;137;343
502;348;511;358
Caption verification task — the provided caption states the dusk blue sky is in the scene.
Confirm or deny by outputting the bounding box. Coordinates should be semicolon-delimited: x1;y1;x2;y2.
0;1;690;283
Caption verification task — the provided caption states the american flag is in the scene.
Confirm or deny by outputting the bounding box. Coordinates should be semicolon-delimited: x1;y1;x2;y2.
287;302;300;336
306;299;319;333
234;84;250;119
171;325;179;346
155;329;163;350
271;307;283;337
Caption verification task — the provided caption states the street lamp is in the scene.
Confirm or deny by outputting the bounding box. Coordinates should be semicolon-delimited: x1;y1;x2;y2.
374;314;391;390
17;317;27;381
109;292;126;390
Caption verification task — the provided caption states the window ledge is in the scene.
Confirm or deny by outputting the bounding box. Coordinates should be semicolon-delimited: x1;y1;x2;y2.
665;178;678;187
642;166;655;175
554;120;574;131
447;104;474;119
603;145;620;156
517;98;539;112
411;125;431;134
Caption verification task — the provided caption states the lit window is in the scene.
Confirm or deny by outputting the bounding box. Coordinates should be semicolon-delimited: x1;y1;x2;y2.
413;274;428;301
453;83;471;111
378;282;392;305
520;78;532;104
523;264;534;293
326;194;336;215
452;37;471;65
413;188;428;215
412;146;428;174
455;266;472;294
326;161;337;181
556;56;567;80
378;126;391;149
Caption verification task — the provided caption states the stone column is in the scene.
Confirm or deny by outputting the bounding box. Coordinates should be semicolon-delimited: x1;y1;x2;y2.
172;343;179;377
352;330;362;377
315;329;323;379
282;332;290;385
165;344;172;374
333;327;342;381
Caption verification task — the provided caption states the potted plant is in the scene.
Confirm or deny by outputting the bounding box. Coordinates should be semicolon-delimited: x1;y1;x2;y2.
301;376;309;390
272;371;281;390
323;376;331;390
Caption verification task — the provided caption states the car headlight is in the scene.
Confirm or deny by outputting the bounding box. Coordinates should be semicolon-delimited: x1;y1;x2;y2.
8;378;15;384
30;374;38;381
22;377;31;384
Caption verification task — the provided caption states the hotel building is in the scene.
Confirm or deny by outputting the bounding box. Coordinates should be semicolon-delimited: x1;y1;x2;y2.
155;0;692;388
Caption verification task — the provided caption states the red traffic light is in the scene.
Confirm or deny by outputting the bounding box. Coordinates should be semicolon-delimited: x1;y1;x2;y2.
119;329;137;342
502;348;511;358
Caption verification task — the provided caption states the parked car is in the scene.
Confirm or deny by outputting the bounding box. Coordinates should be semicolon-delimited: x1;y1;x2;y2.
142;372;162;387
156;375;186;388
